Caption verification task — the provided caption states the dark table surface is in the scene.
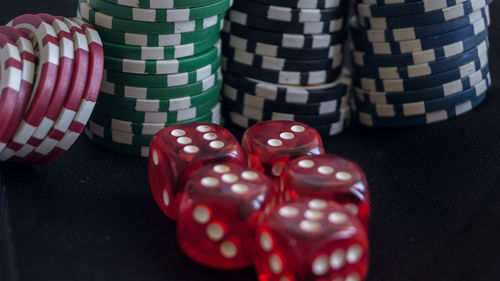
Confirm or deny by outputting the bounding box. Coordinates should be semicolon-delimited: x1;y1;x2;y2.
1;1;500;281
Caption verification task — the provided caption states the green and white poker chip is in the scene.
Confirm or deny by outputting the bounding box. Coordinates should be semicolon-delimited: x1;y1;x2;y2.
81;18;222;46
104;44;220;74
85;127;150;157
101;71;221;99
103;59;220;87
93;97;220;123
85;0;231;22
101;0;222;9
98;80;221;111
89;102;221;135
80;2;223;34
102;36;219;59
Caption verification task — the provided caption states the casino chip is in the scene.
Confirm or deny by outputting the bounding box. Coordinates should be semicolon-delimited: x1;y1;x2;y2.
221;0;352;136
351;0;492;127
0;14;104;163
78;0;229;157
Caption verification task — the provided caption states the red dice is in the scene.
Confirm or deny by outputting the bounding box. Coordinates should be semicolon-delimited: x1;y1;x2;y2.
242;121;325;178
177;163;273;269
148;123;246;220
254;199;369;281
282;154;370;230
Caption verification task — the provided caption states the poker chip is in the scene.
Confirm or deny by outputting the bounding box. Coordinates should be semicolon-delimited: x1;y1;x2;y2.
0;26;35;153
101;72;220;99
104;44;220;74
18;17;91;163
93;98;219;123
98;80;221;112
79;2;223;34
227;9;346;34
0;34;23;153
231;0;348;23
355;58;489;92
104;59;220;87
223;58;341;86
223;46;343;72
223;20;346;50
351;7;490;42
102;35;219;60
251;0;342;9
12;14;76;160
355;66;490;105
1;15;60;160
221;32;343;60
357;0;492;29
352;15;489;55
89;103;221;135
84;0;231;22
351;0;492;127
222;0;352;136
102;0;221;9
0;14;104;163
354;40;489;80
84;18;222;47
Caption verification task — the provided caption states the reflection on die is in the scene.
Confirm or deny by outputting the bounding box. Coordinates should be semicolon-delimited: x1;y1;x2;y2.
177;163;273;269
148;123;246;220
254;199;369;281
282;154;370;230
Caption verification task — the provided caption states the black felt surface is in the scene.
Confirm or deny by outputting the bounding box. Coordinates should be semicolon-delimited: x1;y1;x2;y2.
1;1;500;281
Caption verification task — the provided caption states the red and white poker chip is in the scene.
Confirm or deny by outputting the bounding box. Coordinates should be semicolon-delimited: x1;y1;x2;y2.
0;26;34;153
0;14;60;161
0;33;23;151
11;14;76;161
20;16;91;163
42;17;103;163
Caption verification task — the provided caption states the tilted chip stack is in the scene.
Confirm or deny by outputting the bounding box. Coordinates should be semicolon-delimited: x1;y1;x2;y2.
351;0;492;127
220;0;353;138
78;0;232;157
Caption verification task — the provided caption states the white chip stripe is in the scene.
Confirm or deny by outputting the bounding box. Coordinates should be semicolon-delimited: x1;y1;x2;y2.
357;0;469;17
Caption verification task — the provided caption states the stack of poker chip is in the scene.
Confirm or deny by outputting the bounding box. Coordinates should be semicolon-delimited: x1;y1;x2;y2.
351;0;492;127
0;14;103;164
77;0;231;157
220;0;353;138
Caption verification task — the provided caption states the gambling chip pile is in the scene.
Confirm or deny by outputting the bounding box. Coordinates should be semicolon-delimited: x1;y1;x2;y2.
0;14;103;164
78;0;231;157
220;0;353;137
351;0;492;127
144;121;370;281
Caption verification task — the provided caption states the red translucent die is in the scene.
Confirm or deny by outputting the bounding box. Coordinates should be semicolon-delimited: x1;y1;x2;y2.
177;163;273;269
254;199;369;281
242;121;324;177
282;154;370;230
148;123;246;220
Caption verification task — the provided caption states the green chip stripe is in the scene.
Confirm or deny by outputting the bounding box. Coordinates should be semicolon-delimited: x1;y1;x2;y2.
89;103;221;135
102;36;219;60
85;127;150;157
104;59;221;87
102;0;221;9
94;97;220;123
104;45;220;74
86;0;230;22
101;71;221;99
98;80;221;112
81;17;222;47
80;2;224;34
